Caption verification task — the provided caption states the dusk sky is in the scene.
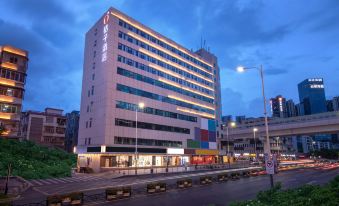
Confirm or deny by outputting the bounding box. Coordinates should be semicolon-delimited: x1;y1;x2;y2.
1;0;338;117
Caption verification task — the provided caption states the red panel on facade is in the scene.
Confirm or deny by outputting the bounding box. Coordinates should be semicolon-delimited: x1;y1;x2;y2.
200;129;208;141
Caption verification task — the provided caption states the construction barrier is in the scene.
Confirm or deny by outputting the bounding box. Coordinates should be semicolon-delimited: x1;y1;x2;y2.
217;173;229;182
106;186;132;201
200;176;213;185
177;179;193;189
46;192;83;206
146;182;166;194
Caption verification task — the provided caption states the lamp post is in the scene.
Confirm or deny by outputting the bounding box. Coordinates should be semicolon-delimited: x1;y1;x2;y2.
253;128;258;161
237;65;273;188
135;102;145;175
226;121;236;167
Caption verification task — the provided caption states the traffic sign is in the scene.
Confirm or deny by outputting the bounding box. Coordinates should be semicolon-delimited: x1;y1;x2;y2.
265;159;275;174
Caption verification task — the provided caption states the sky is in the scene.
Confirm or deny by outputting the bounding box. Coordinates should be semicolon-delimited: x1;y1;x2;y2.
0;0;338;117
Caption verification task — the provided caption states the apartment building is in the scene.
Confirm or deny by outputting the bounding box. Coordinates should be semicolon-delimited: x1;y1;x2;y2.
19;108;66;148
77;7;222;172
0;45;28;138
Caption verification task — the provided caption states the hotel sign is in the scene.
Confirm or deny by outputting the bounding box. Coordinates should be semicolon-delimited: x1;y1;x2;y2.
102;12;109;62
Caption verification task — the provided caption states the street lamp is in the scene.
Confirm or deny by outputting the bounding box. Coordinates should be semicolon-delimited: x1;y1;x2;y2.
236;65;273;188
135;102;145;175
253;128;258;160
226;121;236;167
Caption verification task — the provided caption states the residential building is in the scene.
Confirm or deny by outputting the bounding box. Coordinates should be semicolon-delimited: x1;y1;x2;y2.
19;108;66;148
0;45;28;138
76;8;222;172
65;111;80;153
285;99;297;117
298;78;326;115
295;103;303;116
270;95;287;118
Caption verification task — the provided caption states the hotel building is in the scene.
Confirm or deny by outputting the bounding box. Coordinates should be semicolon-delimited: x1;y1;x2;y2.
0;45;28;138
77;8;222;172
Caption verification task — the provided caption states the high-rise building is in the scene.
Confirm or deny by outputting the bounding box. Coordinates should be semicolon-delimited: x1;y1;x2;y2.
76;8;222;172
0;45;28;138
326;100;334;112
295;103;303;116
221;115;232;124
298;78;326;115
270;95;287;118
19;108;66;148
286;99;297;117
333;96;339;111
65;111;80;153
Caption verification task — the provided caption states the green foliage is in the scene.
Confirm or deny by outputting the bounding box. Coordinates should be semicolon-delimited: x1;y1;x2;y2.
230;176;339;206
0;139;76;179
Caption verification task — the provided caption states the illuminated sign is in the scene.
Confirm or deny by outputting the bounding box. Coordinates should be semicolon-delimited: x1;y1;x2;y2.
101;12;109;62
167;148;184;155
310;84;324;89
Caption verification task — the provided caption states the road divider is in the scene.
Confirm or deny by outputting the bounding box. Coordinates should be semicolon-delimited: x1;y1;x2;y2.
177;179;193;189
146;182;166;194
200;176;213;185
105;186;132;201
46;192;83;206
217;173;229;182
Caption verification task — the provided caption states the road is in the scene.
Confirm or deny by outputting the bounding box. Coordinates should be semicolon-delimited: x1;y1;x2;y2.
94;167;339;206
13;165;338;206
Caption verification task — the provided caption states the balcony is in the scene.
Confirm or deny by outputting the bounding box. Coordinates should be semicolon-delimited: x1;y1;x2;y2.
0;112;20;121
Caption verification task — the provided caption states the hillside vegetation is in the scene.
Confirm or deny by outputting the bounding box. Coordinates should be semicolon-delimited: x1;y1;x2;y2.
231;175;339;206
0;139;76;179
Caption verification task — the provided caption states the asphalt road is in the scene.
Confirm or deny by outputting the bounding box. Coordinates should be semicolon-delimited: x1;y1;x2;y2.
13;166;338;206
90;167;339;206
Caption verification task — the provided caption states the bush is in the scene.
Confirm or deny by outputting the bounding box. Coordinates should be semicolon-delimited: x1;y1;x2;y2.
230;176;339;206
0;139;76;179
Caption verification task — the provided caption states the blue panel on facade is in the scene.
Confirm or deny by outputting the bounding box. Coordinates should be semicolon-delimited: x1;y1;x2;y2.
208;119;216;132
201;141;209;149
195;127;201;141
208;131;216;142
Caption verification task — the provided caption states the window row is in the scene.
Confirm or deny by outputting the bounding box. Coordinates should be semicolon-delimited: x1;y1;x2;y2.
0;68;26;83
0;103;18;113
118;43;213;87
119;31;212;78
117;84;215;115
115;118;190;134
117;67;213;103
118;19;212;71
0;86;24;99
114;136;182;148
116;100;197;122
117;55;213;95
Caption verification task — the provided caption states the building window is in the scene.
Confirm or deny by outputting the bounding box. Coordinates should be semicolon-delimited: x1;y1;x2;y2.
92;62;96;70
91;86;94;95
0;103;18;113
93;51;96;58
114;136;182;148
87;105;90;112
9;57;18;64
89;118;92;128
44;126;54;133
88;90;90;97
115;118;190;134
88;138;91;145
86;121;88;128
94;40;97;47
90;101;93;112
92;73;95;80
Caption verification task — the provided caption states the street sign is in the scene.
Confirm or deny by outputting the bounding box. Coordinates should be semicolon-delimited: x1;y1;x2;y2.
265;159;275;174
